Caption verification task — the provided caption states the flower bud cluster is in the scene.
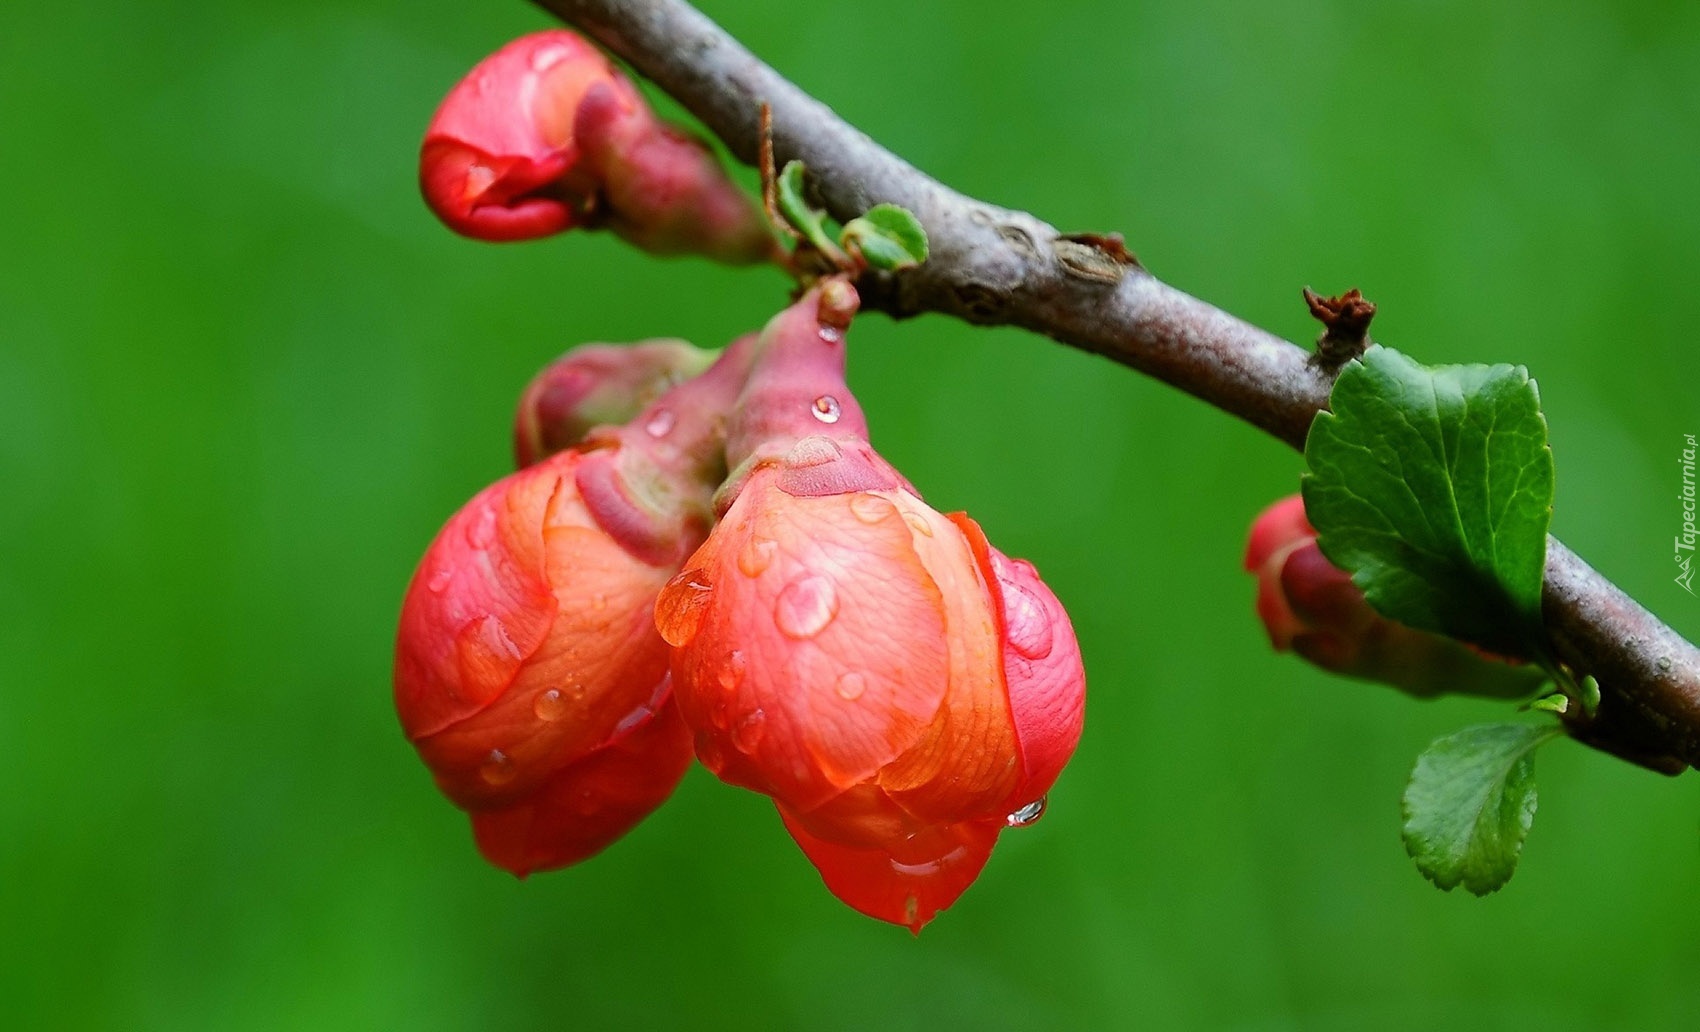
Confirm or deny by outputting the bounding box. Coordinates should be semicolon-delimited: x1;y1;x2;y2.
396;282;1085;930
400;29;1085;932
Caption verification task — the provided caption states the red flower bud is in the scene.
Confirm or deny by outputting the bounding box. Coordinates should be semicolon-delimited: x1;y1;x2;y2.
513;339;717;468
656;282;1086;931
1245;494;1540;698
420;30;773;262
396;339;755;875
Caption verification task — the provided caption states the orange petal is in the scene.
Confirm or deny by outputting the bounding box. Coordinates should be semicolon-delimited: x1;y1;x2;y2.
779;806;1001;933
471;697;693;877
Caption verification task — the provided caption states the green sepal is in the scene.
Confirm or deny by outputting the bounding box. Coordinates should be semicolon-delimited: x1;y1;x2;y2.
840;204;929;270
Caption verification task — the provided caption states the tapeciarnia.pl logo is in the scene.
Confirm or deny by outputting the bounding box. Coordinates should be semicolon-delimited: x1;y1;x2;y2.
1678;433;1697;596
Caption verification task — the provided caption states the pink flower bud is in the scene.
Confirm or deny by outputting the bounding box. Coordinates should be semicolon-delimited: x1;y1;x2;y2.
513;339;717;468
420;30;773;262
395;339;756;875
1245;494;1540;698
655;282;1086;931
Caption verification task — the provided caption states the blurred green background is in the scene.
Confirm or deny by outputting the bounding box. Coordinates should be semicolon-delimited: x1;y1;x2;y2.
4;0;1698;1028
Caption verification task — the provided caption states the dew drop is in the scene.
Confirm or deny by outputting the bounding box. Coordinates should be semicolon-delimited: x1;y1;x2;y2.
732;708;767;751
774;575;840;639
903;511;935;538
644;408;676;438
467;507;498;548
818;326;843;345
902;895;919;928
718;650;747;693
785;436;843;468
533;688;567;721
737;536;777;577
849;494;896;524
427;569;452;593
1006;797;1047;827
655;569;713;647
835;672;867;701
479;749;517;787
1003;582;1056;660
697;734;728;773
811;395;842;424
707;699;730;731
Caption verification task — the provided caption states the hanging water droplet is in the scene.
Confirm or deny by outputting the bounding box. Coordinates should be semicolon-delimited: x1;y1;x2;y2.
1003;582;1055;660
644;408;676;438
697;734;728;774
533;688;567;721
1006;797;1046;827
732;708;767;751
774;575;840;639
811;395;841;424
818;326;843;345
737;536;777;577
479;749;517;786
427;569;452;593
719;650;747;693
836;672;867;701
655;569;713;647
467;507;498;548
849;494;896;524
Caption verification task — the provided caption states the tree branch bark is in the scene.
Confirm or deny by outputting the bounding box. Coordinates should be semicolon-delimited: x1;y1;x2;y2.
531;0;1700;773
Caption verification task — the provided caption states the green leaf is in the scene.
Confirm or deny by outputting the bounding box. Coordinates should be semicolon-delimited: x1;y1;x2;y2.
775;161;838;257
840;204;929;270
1302;346;1555;660
1402;722;1561;895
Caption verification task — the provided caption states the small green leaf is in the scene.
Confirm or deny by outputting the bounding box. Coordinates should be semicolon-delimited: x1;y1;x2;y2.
775;161;838;257
1302;347;1555;660
840;204;929;270
1402;722;1561;895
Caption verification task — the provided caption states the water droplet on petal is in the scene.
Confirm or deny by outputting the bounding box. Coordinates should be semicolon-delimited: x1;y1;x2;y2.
427;570;452;593
785;436;843;469
1006;797;1047;827
533;689;567;721
480;749;517;786
707;699;730;730
644;409;676;438
902;895;919;928
903;511;934;538
732;708;767;751
818;326;843;345
849;493;896;524
719;650;747;693
835;672;867;701
697;734;728;773
1003;582;1055;659
467;507;498;548
774;575;839;639
811;395;841;424
655;569;713;647
737;536;777;577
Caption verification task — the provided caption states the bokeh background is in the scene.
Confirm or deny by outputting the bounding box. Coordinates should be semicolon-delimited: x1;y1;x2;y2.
5;1;1698;1028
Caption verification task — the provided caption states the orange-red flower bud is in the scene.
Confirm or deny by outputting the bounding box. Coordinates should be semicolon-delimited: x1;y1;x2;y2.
395;339;756;875
513;339;716;468
1245;494;1541;698
420;30;773;262
656;282;1086;931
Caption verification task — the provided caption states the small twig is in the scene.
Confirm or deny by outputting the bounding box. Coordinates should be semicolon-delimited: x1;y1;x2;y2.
1302;287;1376;369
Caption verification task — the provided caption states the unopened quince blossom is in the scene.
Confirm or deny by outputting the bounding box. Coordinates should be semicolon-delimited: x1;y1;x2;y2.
1246;494;1541;698
420;29;773;262
394;338;753;876
656;279;1086;931
513;339;716;468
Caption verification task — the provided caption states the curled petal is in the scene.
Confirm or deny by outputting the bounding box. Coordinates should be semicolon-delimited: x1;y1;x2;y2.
473;697;694;876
